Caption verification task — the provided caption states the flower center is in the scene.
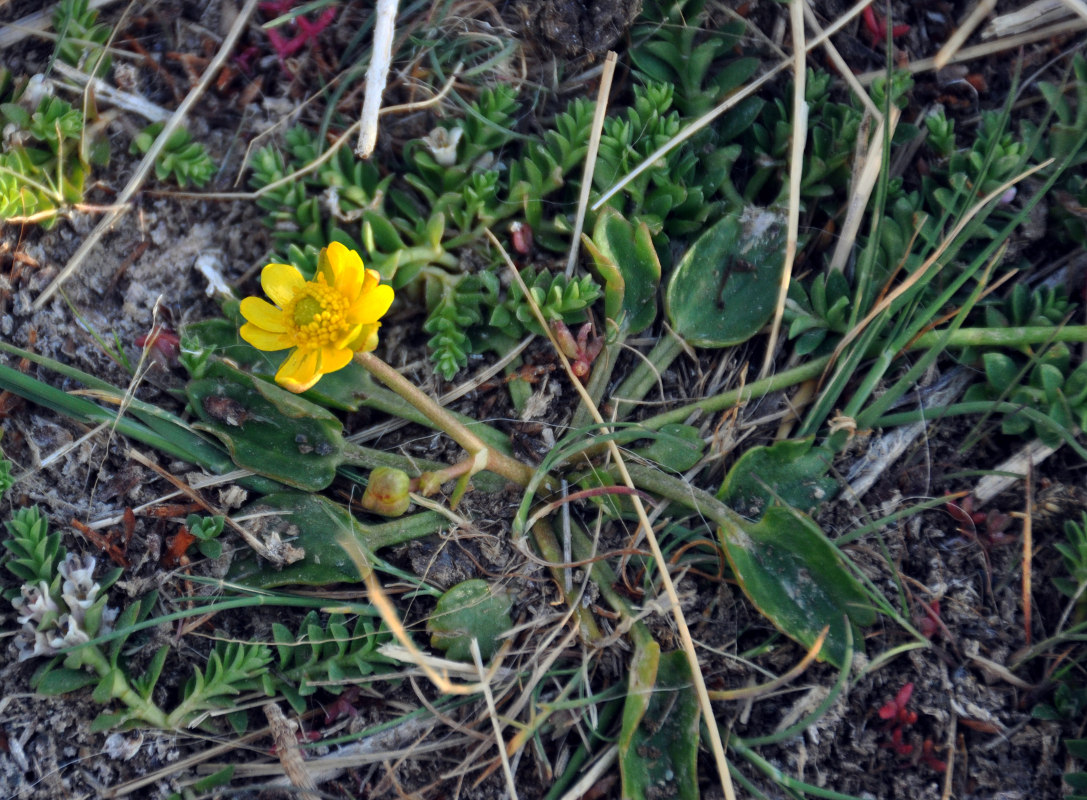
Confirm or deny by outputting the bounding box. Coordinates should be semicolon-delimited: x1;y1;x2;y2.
286;282;349;347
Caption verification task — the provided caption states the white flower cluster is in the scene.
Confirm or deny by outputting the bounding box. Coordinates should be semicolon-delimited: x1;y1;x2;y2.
11;554;118;662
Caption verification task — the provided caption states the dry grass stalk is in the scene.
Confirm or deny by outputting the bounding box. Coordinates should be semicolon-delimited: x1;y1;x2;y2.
263;702;321;800
566;51;618;276
1021;465;1034;646
760;0;809;381
356;0;400;157
983;0;1073;37
1058;0;1087;25
708;626;828;700
801;1;881;119
858;17;1087;83
471;638;519;798
829;107;900;274
932;0;999;70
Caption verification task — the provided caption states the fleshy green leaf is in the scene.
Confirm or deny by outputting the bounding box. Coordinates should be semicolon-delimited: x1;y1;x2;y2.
666;207;786;347
619;650;700;800
718;506;875;668
427;579;512;661
718;436;838;518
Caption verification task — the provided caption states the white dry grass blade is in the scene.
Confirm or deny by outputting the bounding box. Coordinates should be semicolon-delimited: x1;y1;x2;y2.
471;638;519;799
566;51;617;276
801;0;881;119
1058;0;1087;24
591;0;878;213
337;528;495;696
828;107;900;274
355;0;399;158
52;61;171;122
556;746;619;800
348;334;533;445
485;229;739;800
932;0;1000;71
31;0;262;311
983;0;1074;37
857;17;1087;84
972;437;1064;505
760;0;808;381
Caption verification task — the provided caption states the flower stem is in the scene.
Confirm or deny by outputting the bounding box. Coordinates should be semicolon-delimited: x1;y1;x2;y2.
354;352;537;488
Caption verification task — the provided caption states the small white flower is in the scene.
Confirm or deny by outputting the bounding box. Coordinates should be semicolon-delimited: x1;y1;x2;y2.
422;126;463;167
14;581;59;625
15;623;56;662
59;553;101;611
49;614;90;650
100;605;120;633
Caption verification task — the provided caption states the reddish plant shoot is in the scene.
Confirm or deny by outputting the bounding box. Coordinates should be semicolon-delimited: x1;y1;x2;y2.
861;3;910;48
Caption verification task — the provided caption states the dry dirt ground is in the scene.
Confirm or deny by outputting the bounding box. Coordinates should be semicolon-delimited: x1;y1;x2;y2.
1;0;1086;798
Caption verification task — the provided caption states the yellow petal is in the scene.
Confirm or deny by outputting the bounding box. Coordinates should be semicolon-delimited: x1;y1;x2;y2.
261;263;305;308
239;297;287;332
332;323;364;350
319;346;353;374
348;283;395;324
335;264;360;297
348;322;381;352
240;322;294;351
322;241;364;283
276;348;322;393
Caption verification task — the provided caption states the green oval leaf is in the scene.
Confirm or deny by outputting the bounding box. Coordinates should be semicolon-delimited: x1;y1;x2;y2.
619;648;700;800
665;207;786;347
718;436;837;518
718;506;875;668
228;492;446;588
35;667;99;695
427;579;512;661
186;361;345;491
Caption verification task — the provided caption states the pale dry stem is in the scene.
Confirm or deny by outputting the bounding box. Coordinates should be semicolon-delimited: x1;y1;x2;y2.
759;0;808;381
565;51;617;276
932;0;1000;71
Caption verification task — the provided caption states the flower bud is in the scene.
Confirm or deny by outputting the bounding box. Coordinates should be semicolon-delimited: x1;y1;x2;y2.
361;467;411;517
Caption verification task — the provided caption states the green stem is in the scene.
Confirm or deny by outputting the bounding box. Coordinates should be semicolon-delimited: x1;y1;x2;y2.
530;519;604;642
638;357;829;431
637;325;1087;433
608;331;686;423
875;401;1087;460
78;646;171;728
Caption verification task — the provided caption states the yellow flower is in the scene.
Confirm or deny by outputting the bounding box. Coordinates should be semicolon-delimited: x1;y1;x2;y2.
239;242;394;393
